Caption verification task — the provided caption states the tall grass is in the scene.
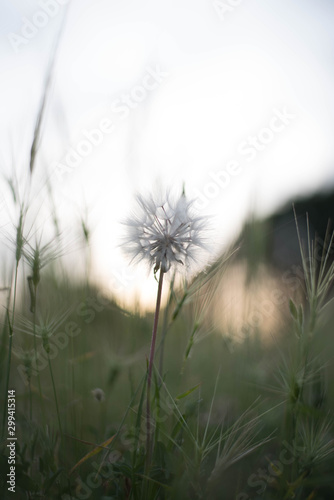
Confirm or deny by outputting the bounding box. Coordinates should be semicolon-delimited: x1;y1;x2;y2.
1;51;334;500
1;196;333;499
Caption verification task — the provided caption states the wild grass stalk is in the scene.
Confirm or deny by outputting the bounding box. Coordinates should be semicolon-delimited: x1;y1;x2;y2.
2;207;25;436
32;293;46;418
47;348;63;434
277;210;334;496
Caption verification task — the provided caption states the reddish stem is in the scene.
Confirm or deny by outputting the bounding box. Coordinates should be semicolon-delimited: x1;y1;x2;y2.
146;268;164;464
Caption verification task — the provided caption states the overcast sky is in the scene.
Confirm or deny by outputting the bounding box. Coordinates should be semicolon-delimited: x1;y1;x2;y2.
1;0;334;308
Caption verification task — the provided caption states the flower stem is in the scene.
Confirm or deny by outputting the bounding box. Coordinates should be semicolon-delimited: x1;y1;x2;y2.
158;272;175;379
146;268;164;466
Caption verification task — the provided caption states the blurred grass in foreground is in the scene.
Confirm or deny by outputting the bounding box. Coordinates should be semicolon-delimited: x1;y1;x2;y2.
0;212;334;499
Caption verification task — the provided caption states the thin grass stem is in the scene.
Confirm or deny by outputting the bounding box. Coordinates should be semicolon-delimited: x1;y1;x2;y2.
48;354;62;434
2;263;19;436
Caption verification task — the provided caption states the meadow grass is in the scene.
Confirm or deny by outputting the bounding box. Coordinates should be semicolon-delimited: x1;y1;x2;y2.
0;61;333;497
0;202;334;499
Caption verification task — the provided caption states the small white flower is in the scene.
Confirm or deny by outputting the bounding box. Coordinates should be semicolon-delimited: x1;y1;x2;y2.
123;190;207;273
91;388;105;402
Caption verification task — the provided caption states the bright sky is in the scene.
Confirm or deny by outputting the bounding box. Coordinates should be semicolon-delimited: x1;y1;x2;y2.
1;0;334;308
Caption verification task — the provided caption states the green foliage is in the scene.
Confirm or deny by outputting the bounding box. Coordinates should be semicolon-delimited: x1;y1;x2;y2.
1;164;334;500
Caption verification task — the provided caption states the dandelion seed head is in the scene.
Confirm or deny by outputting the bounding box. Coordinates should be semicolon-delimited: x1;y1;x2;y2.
123;190;207;274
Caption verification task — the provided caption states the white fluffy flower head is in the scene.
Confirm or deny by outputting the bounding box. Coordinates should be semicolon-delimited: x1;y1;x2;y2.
124;191;207;274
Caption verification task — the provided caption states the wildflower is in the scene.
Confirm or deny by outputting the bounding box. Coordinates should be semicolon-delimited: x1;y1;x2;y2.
123;187;208;467
91;388;105;402
123;190;207;274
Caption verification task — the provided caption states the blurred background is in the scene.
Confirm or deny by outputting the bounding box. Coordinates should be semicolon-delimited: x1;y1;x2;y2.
1;3;334;498
0;0;334;309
